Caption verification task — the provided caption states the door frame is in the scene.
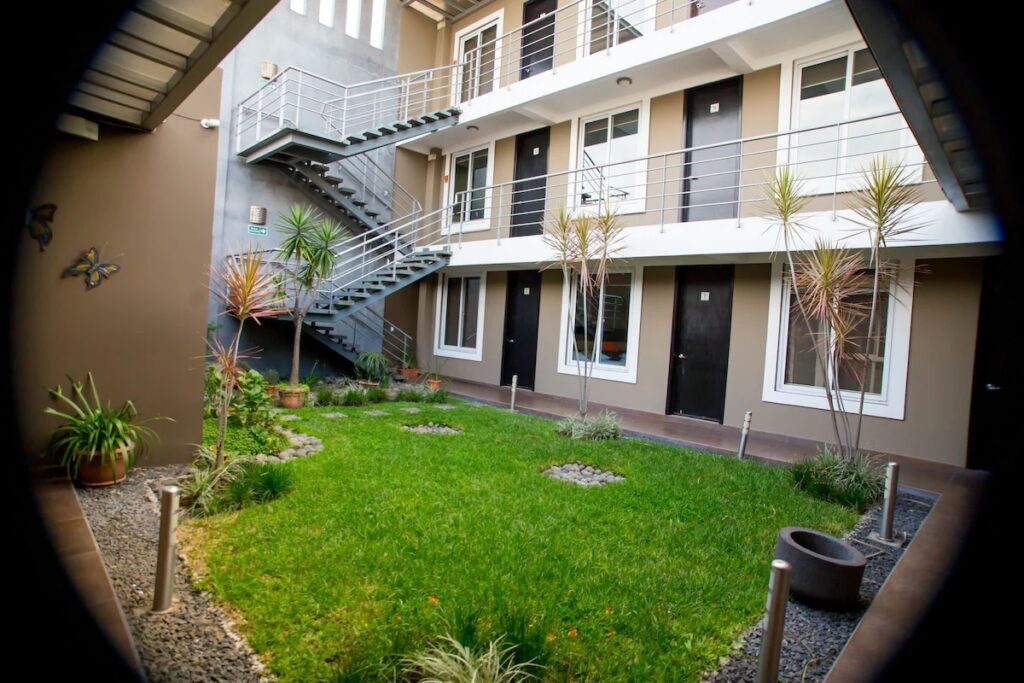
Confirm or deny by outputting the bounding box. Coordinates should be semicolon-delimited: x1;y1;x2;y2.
680;75;743;222
501;270;542;389
665;264;735;422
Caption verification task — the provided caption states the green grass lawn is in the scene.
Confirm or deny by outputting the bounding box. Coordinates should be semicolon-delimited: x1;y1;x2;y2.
185;401;857;681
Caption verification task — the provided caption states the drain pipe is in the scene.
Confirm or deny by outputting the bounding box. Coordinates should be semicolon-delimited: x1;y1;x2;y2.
510;374;518;412
737;411;753;459
757;559;791;683
151;486;179;613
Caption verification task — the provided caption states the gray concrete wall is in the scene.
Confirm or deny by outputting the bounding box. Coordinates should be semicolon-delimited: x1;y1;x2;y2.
208;0;406;376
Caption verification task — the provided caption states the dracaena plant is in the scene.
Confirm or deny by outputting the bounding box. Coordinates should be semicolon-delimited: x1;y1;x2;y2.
45;372;169;479
208;244;284;468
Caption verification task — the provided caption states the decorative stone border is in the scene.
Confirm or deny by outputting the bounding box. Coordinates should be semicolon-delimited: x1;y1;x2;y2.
252;425;323;463
544;462;624;486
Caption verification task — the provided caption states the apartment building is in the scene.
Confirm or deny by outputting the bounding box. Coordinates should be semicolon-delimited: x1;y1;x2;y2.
234;0;1000;468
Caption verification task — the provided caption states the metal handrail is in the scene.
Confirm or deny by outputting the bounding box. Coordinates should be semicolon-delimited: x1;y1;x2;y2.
235;0;736;154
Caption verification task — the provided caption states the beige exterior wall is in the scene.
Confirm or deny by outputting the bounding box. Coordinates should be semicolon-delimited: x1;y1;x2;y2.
722;258;983;466
15;71;222;466
398;6;440;74
417;272;507;382
416;258;982;466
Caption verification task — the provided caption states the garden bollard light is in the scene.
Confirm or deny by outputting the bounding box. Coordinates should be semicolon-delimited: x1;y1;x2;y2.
152;485;179;613
757;559;791;683
510;374;518;412
880;462;900;542
737;411;753;459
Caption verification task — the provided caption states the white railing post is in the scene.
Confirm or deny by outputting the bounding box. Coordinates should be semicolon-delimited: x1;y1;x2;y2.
256;86;264;141
832;120;841;220
296;70;304;134
235;101;243;153
660;154;669;232
497;184;504;247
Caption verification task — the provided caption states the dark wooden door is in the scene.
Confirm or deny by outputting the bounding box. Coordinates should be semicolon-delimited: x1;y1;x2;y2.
967;256;1011;469
510;127;550;237
520;0;556;80
501;270;541;389
667;265;734;421
682;77;742;222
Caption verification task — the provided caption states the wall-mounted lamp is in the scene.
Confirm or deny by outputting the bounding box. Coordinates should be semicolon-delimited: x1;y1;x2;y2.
260;60;278;81
249;206;267;225
200;118;220;129
467;124;480;132
616;76;633;86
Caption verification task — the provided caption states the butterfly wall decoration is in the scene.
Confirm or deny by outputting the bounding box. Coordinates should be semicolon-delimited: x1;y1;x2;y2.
63;247;121;290
25;203;56;251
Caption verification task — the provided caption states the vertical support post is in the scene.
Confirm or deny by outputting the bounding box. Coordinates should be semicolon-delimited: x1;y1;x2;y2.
256;85;264;141
296;69;304;134
831;120;841;220
497;184;504;247
510;374;518;412
660;154;669;232
737;410;752;460
879;462;900;542
757;559;791;683
151;486;180;613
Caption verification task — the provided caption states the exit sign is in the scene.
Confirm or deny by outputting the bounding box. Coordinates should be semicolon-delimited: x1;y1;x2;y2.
248;225;268;235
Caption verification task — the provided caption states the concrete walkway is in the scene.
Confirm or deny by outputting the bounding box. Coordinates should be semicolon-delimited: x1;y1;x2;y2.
445;377;988;681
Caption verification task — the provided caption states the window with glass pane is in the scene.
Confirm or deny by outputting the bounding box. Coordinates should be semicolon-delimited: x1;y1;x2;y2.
569;272;632;367
792;48;908;184
442;276;481;349
579;109;640;207
460;24;498;102
781;269;889;395
589;0;645;54
451;149;489;223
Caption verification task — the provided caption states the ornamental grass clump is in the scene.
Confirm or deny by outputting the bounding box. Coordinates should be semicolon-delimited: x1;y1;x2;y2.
791;448;885;511
555;410;621;440
182;446;294;517
402;634;542;683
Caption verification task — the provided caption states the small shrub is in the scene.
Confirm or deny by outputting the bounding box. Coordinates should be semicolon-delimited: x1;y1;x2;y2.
555;410;620;440
395;386;427;402
262;368;281;386
365;387;388;403
203;364;222;418
340;387;367;406
403;634;541;683
791;448;885;511
302;360;326;389
422;389;449;404
231;369;275;428
203;419;288;457
221;461;294;511
315;387;334;406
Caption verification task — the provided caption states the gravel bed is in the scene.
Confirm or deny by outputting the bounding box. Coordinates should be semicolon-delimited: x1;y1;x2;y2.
544;461;625;486
77;465;267;682
402;422;462;434
705;493;933;682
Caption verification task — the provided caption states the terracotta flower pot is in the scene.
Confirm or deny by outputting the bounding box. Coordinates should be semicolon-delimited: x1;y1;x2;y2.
266;385;278;398
279;387;307;408
76;441;133;487
401;368;421;381
427;378;442;391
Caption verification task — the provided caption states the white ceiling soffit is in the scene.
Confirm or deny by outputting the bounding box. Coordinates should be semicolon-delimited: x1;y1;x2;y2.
68;0;277;130
405;0;497;23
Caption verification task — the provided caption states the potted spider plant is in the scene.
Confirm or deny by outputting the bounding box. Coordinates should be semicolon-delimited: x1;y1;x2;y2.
44;372;170;487
354;351;391;387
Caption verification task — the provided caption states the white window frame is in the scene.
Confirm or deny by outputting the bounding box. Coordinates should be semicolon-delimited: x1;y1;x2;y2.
442;141;495;235
761;258;915;420
434;272;487;361
577;0;651;60
345;0;362;39
556;265;643;384
289;0;307;15
452;10;504;105
568;99;649;216
784;43;925;196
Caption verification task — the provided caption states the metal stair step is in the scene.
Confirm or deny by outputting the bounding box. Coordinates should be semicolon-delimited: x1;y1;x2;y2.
434;110;450;119
362;130;380;140
420;114;438;123
407;118;423;127
377;126;396;135
346;135;365;144
337;187;355;196
393;122;410;131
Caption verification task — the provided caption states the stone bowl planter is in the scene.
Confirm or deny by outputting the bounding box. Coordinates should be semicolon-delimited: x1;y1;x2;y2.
774;526;866;610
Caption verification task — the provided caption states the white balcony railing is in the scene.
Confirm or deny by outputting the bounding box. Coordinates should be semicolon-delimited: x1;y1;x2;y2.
235;1;739;155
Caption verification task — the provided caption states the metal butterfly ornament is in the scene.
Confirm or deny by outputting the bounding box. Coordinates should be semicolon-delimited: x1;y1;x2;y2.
63;247;121;289
25;203;56;251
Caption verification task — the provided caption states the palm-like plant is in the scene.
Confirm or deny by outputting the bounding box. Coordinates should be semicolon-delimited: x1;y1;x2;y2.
275;205;344;386
542;203;625;417
208;245;284;468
